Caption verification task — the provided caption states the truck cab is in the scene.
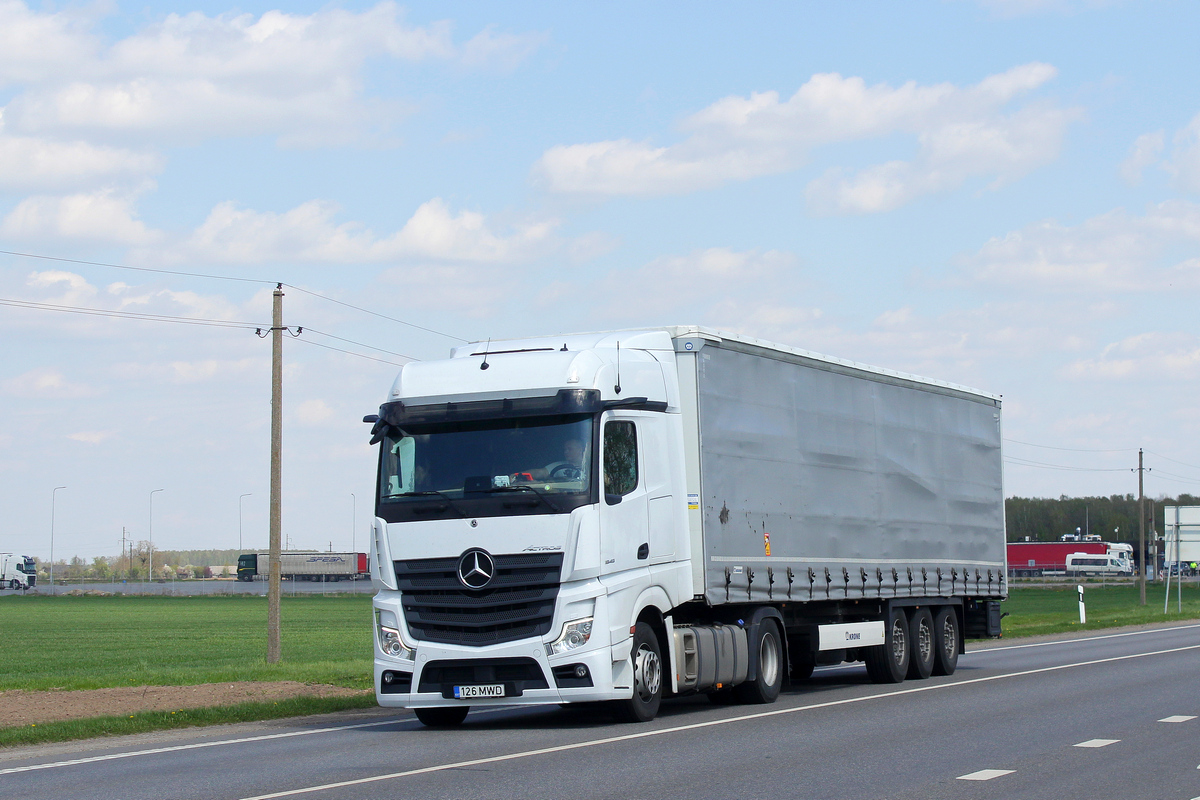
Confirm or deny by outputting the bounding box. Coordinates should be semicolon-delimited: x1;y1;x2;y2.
368;331;691;725
1;554;38;590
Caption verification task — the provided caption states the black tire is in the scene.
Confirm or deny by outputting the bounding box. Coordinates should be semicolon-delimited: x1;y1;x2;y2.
864;608;909;684
734;619;784;704
414;706;469;727
611;622;663;722
789;643;816;682
9;579;18;590
906;608;934;680
932;607;960;676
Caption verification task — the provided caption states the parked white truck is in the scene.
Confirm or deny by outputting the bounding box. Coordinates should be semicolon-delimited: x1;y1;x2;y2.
1;553;37;590
365;327;1006;726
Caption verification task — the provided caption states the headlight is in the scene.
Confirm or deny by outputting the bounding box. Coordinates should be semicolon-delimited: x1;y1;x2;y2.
375;609;416;660
545;617;593;657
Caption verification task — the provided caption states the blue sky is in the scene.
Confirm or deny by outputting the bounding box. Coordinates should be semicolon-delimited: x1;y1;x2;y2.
3;0;1199;560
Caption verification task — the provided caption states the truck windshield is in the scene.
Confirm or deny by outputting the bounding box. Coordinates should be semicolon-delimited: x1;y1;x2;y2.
377;414;594;521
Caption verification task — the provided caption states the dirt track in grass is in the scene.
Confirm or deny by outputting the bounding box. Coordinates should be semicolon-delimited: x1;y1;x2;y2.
0;682;369;727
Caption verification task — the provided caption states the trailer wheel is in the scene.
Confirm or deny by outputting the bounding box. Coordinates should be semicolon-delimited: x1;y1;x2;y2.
9;579;18;590
611;622;663;723
735;619;783;704
414;706;469;727
864;608;909;684
932;607;959;676
906;608;934;680
788;642;816;682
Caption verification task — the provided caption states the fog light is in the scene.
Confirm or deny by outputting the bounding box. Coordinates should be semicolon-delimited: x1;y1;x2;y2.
383;671;394;684
574;664;588;678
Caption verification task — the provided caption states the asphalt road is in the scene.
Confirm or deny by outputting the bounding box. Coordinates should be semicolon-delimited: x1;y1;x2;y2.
2;623;1198;800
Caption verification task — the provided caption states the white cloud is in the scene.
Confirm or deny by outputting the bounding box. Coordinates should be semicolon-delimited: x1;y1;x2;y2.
295;399;335;425
459;25;548;72
967;201;1200;291
1062;332;1200;381
67;431;114;445
177;197;558;264
0;135;161;191
1;2;543;146
1164;112;1200;193
534;63;1077;210
0;189;162;245
1;367;94;398
1119;131;1164;185
587;248;801;320
0;0;98;86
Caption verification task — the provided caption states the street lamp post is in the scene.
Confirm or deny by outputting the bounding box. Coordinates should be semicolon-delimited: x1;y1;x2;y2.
239;493;252;551
50;486;66;595
149;489;164;585
350;493;356;586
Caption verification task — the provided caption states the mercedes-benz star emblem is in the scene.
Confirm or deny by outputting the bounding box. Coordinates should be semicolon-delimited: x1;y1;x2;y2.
457;548;495;590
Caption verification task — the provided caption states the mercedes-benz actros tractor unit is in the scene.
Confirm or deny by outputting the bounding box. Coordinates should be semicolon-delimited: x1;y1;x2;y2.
365;327;1005;726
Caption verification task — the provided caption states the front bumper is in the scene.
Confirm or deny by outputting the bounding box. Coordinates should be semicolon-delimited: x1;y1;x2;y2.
373;590;629;708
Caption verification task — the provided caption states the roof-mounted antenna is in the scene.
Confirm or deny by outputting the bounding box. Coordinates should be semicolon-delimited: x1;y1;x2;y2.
480;338;491;370
614;341;622;395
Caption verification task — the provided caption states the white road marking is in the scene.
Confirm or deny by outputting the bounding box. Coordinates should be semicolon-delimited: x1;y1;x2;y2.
981;623;1200;653
1159;715;1197;723
1074;739;1120;748
0;720;400;776
957;769;1014;781
238;641;1200;800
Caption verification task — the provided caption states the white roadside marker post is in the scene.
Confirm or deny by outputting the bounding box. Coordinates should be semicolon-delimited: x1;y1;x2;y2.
1078;584;1086;625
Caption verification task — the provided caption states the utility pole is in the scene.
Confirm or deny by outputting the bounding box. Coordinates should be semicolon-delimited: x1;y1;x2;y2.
1137;448;1146;606
268;284;283;663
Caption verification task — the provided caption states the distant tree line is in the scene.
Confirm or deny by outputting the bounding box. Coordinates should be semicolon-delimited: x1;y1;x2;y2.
1006;494;1200;544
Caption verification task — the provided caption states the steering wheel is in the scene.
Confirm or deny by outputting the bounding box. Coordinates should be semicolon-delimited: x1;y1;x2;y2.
548;463;582;480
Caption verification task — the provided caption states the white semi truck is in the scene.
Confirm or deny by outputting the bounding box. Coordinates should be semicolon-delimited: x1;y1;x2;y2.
365;327;1006;726
1;553;37;590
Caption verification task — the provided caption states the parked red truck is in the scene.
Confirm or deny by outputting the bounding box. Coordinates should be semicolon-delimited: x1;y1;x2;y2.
1007;541;1107;577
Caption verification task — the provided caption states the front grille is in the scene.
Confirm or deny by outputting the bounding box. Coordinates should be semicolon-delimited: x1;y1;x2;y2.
417;657;549;696
395;552;564;646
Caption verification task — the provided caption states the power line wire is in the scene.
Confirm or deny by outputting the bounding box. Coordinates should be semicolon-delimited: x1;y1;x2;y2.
1146;450;1200;472
0;249;272;285
1004;438;1131;454
289;337;408;367
282;284;466;343
0;247;467;342
1003;456;1130;473
0;297;265;329
301;328;420;361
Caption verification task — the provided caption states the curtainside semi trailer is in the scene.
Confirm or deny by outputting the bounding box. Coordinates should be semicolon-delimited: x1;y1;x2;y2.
365;327;1006;726
236;551;368;581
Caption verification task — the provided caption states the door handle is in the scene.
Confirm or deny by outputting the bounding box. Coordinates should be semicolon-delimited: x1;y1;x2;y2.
637;543;649;560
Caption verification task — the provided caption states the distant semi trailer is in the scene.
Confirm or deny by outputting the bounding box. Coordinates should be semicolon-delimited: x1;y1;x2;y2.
237;552;369;582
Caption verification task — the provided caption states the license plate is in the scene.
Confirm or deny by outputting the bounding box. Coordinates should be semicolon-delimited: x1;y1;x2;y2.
453;684;504;699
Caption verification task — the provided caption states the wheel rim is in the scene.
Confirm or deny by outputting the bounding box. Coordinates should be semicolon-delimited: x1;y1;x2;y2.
890;618;907;666
633;643;661;701
942;616;957;660
917;619;933;664
759;630;780;686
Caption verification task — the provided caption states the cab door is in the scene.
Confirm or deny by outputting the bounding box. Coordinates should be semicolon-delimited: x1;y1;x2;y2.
598;414;650;578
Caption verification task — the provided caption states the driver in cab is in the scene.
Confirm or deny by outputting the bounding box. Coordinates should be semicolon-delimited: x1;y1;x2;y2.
516;439;586;483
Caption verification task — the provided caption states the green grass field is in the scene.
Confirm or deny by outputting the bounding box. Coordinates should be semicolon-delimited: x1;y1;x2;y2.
4;584;1197;693
0;593;373;692
999;582;1200;638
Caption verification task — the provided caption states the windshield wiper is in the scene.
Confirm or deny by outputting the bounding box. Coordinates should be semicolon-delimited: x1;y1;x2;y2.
483;484;562;512
391;490;468;516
